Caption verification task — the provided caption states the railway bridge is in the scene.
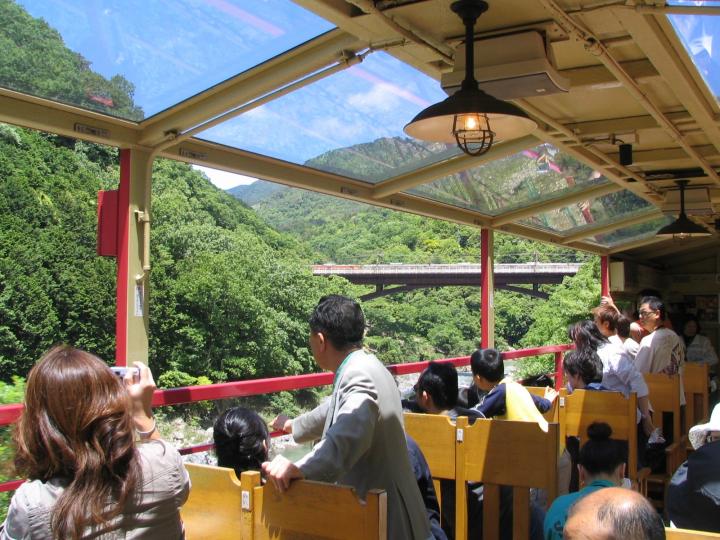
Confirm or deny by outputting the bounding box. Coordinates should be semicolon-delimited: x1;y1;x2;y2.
312;263;582;301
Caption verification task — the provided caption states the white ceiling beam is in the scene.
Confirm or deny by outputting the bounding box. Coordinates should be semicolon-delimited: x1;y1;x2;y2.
561;211;663;244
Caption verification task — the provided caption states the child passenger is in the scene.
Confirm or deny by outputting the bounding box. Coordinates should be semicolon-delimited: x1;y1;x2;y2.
470;348;556;428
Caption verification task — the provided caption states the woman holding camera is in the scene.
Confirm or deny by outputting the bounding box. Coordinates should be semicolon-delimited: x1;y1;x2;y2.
0;345;189;539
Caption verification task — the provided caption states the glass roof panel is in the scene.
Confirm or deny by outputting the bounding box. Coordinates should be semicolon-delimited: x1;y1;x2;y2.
406;145;607;216
200;51;460;183
3;0;333;121
519;190;654;234
668;1;720;100
596;215;675;248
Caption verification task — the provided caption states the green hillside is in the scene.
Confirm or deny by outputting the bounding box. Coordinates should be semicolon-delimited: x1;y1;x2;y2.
230;143;599;366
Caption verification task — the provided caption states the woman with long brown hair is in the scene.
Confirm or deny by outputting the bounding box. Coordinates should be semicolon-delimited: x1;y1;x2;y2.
0;345;189;539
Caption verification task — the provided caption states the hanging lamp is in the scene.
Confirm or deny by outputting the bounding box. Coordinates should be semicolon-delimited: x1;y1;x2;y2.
403;0;537;156
656;180;711;238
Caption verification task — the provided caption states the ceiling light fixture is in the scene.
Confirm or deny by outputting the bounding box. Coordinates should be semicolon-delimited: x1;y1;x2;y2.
403;0;537;156
656;180;712;239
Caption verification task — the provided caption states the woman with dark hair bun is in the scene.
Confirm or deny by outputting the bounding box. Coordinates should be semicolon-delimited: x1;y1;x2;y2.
543;422;627;540
213;407;270;476
0;345;190;540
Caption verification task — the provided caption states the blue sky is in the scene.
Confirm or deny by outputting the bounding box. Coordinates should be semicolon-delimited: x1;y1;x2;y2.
13;0;720;189
16;0;450;187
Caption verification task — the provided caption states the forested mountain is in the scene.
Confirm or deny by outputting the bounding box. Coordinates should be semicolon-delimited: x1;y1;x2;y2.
0;0;602;388
0;0;143;120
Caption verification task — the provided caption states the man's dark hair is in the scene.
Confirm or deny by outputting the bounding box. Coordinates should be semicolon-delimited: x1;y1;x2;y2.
579;422;626;476
616;315;632;339
595;494;665;540
640;296;666;321
563;350;600;386
416;362;458;410
470;348;503;383
308;295;365;350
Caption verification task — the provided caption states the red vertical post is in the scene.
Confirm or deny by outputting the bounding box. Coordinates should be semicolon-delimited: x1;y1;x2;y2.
480;229;494;349
600;255;610;298
115;149;131;366
554;351;564;390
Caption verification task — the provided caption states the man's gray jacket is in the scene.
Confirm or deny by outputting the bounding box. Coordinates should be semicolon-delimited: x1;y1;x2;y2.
293;349;431;540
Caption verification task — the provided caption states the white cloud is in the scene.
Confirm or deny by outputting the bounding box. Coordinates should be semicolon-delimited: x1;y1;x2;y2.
193;166;257;190
347;83;402;113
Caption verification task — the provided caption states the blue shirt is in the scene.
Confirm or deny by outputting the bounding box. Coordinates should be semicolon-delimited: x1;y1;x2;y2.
543;480;614;540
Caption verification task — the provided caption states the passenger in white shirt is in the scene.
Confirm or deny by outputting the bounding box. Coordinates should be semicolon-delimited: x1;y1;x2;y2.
682;316;718;369
635;296;686;414
635;297;685;375
616;315;640;360
572;317;655;438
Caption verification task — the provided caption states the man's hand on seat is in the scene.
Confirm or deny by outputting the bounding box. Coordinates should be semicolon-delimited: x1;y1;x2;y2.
262;455;304;492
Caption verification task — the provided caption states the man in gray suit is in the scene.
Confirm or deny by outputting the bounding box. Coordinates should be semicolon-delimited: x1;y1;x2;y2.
262;295;431;540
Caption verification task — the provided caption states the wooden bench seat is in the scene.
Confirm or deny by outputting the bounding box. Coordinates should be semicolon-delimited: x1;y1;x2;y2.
405;412;558;540
558;388;648;494
182;464;387;540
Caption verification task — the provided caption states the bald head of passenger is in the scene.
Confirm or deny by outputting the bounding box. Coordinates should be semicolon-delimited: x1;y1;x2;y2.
564;487;665;540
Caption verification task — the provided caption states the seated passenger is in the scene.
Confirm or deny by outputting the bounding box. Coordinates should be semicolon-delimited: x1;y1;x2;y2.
563;487;665;540
563;350;604;393
1;346;189;540
405;361;484;421
667;404;720;532
213;407;269;477
405;434;447;540
617;315;641;360
544;423;627;540
571;320;655;444
215;407;447;539
469;348;554;427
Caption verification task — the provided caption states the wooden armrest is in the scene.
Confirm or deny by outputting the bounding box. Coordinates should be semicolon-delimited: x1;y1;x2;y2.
665;436;688;475
634;467;651;496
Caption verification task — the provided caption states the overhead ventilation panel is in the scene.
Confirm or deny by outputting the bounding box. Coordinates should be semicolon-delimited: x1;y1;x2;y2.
441;31;570;100
661;187;715;216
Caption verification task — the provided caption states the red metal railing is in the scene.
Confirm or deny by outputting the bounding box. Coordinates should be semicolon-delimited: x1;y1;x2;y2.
0;344;571;493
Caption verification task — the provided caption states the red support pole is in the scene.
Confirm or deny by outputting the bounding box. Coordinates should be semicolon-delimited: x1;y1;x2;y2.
480;229;493;348
115;149;131;366
600;255;610;298
554;351;564;390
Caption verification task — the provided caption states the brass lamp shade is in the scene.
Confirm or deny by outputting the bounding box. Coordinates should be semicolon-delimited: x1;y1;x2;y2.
404;86;537;145
403;0;537;156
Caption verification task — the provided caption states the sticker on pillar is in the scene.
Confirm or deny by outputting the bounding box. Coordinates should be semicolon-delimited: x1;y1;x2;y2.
134;284;144;317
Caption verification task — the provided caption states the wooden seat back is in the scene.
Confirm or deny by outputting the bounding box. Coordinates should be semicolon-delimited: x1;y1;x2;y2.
665;528;720;539
240;470;387;540
526;386;559;423
683;363;710;428
644;373;682;443
559;389;640;486
404;412;458;481
182;463;244;540
457;418;559;540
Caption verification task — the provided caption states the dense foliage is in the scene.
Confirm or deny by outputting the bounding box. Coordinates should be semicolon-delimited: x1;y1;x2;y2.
234;179;596;366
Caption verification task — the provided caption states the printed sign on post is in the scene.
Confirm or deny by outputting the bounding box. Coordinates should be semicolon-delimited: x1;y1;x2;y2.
135;284;144;317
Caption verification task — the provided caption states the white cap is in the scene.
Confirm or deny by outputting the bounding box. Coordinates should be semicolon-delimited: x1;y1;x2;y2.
689;403;720;450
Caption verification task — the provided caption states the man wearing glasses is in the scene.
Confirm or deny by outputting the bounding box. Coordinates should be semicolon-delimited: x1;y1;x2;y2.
635;296;685;380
